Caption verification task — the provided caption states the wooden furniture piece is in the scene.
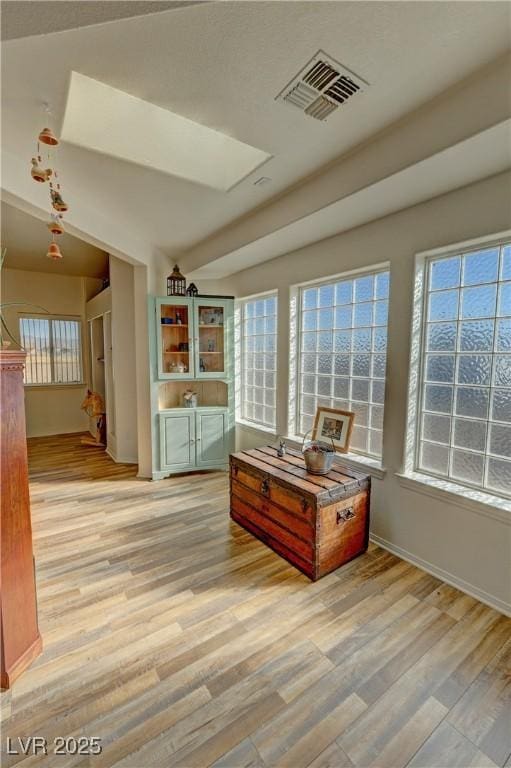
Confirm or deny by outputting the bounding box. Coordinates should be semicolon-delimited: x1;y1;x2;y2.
230;446;370;580
0;349;41;688
149;295;235;479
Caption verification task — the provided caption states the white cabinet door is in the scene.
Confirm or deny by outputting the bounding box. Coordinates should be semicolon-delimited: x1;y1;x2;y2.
196;410;228;467
159;411;195;471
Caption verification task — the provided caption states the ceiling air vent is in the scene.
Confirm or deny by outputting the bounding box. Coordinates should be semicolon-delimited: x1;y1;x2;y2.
276;50;368;122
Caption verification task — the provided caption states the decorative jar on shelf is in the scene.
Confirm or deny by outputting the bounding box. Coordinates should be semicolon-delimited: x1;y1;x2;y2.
183;390;198;408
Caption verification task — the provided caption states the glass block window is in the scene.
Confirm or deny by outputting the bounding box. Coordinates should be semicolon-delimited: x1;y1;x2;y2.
19;316;83;385
297;269;390;458
418;242;511;498
240;294;277;428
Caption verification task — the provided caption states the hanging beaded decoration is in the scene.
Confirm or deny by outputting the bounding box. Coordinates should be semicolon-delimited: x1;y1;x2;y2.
30;105;69;260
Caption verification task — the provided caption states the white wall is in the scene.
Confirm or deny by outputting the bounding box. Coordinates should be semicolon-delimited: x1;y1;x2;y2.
109;255;138;463
229;171;511;614
1;268;102;437
134;264;153;477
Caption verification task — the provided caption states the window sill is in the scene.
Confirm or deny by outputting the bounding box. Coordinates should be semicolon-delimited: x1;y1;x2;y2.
284;435;386;480
236;419;277;437
24;383;85;390
396;472;511;524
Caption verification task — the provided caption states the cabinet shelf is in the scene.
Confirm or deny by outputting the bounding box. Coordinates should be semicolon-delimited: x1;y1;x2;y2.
161;324;188;328
200;351;222;354
199;324;223;328
164;352;190;355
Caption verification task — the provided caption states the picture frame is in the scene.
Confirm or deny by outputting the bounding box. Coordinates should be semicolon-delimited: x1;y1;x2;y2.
312;407;355;453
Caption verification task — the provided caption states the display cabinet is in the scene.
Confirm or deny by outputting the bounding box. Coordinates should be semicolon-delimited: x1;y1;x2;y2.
150;295;234;479
156;297;231;380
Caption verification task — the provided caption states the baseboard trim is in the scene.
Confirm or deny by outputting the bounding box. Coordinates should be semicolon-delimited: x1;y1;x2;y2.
151;465;228;481
1;634;42;689
106;447;138;465
369;533;511;617
26;429;87;439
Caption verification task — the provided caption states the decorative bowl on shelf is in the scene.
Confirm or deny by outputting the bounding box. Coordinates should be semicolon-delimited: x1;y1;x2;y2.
161;318;174;324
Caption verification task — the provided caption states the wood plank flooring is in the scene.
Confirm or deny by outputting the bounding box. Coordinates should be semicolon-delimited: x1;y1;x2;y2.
1;433;510;768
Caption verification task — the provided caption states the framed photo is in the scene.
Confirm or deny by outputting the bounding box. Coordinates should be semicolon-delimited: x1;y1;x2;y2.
312;407;355;453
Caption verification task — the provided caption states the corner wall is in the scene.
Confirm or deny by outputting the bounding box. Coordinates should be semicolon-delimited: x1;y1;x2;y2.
230;171;511;614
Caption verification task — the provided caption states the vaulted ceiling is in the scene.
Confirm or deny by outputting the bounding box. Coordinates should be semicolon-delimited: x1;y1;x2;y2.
1;1;510;276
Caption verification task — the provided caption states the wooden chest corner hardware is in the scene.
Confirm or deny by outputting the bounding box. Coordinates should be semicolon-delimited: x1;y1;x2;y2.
229;446;370;581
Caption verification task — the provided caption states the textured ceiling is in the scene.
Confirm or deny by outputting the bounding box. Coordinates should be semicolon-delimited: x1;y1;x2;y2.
2;1;510;271
1;202;109;277
1;1;205;40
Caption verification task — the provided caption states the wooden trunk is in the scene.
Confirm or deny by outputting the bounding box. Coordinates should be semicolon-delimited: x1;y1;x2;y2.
1;350;42;688
230;446;370;580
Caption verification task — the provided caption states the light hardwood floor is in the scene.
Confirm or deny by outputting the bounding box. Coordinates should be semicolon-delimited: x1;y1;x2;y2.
1;433;510;768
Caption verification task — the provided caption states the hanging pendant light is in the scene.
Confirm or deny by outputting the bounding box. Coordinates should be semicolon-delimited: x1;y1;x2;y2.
47;240;63;260
38;127;59;146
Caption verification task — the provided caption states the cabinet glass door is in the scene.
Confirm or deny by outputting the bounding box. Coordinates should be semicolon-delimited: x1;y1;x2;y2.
157;298;193;378
195;301;228;378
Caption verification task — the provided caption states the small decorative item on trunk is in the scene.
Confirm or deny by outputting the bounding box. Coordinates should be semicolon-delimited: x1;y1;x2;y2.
302;430;336;475
277;438;287;458
167;265;186;296
183;389;198;408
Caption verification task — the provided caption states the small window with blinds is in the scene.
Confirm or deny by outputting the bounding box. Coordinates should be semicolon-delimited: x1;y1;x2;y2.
19;316;83;385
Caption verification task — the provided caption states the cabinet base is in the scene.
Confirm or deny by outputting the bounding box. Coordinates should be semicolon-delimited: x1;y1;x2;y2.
152;464;228;481
1;634;42;690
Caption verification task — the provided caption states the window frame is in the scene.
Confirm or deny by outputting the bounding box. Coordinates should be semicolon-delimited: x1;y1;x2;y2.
406;231;511;502
236;291;278;432
291;262;390;461
19;313;84;387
